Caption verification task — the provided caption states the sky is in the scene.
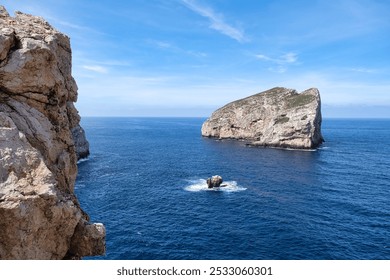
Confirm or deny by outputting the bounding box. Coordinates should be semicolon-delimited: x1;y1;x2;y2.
2;0;390;117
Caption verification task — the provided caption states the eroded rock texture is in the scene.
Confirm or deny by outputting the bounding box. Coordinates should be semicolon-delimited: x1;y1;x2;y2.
202;87;324;149
0;6;104;259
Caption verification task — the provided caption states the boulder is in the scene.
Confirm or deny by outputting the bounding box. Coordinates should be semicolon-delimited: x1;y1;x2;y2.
207;175;223;188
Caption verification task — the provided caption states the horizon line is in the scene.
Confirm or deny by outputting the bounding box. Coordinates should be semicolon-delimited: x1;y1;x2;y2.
80;116;390;119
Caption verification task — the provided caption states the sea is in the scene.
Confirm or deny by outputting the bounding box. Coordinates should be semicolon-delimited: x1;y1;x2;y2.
75;118;390;260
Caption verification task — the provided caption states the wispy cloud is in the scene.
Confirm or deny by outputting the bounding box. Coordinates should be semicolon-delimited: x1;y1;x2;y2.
348;67;377;73
53;19;88;31
181;0;247;43
42;15;106;36
255;52;298;73
154;41;173;49
255;52;298;64
149;39;207;57
82;65;108;74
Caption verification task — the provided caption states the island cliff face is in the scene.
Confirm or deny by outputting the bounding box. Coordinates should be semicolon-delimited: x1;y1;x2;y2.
0;7;104;259
202;87;324;149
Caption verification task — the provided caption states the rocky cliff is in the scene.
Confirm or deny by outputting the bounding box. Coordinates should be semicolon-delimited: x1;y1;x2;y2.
202;87;324;149
0;6;104;259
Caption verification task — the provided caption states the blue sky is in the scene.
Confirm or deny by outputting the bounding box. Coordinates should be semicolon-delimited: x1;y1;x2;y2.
2;0;390;117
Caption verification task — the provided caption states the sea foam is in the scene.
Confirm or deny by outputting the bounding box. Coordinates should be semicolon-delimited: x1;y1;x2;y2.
77;157;90;164
184;179;247;193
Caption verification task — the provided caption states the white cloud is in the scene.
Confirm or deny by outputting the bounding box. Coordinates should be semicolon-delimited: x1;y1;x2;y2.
255;54;272;61
154;41;173;49
348;67;377;73
82;65;108;73
52;19;88;31
255;52;298;64
280;53;298;63
181;0;247;43
148;39;208;57
268;66;287;73
255;52;298;73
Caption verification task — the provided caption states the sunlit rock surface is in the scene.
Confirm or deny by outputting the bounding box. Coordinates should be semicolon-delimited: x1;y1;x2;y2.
0;6;104;259
202;87;324;149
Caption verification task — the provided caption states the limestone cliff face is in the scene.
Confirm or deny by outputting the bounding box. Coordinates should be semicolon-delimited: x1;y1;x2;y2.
0;7;104;259
202;87;324;149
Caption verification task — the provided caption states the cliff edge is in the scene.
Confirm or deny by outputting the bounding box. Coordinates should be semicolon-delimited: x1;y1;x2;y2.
0;6;104;259
202;87;324;149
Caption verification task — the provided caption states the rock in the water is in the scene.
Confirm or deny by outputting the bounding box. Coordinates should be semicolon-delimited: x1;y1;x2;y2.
72;125;90;160
67;102;90;160
0;6;104;259
207;175;223;188
201;87;324;149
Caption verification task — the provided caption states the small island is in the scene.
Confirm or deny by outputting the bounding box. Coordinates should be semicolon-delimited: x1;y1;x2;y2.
201;87;324;149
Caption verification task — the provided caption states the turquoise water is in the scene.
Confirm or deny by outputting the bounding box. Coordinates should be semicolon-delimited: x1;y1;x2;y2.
75;118;390;259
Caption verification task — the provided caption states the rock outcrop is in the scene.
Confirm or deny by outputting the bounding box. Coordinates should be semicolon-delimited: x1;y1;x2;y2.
72;125;90;160
202;87;324;149
0;6;104;259
207;175;223;188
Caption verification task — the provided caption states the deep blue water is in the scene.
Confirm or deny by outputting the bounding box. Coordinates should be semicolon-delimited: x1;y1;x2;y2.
75;118;390;260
